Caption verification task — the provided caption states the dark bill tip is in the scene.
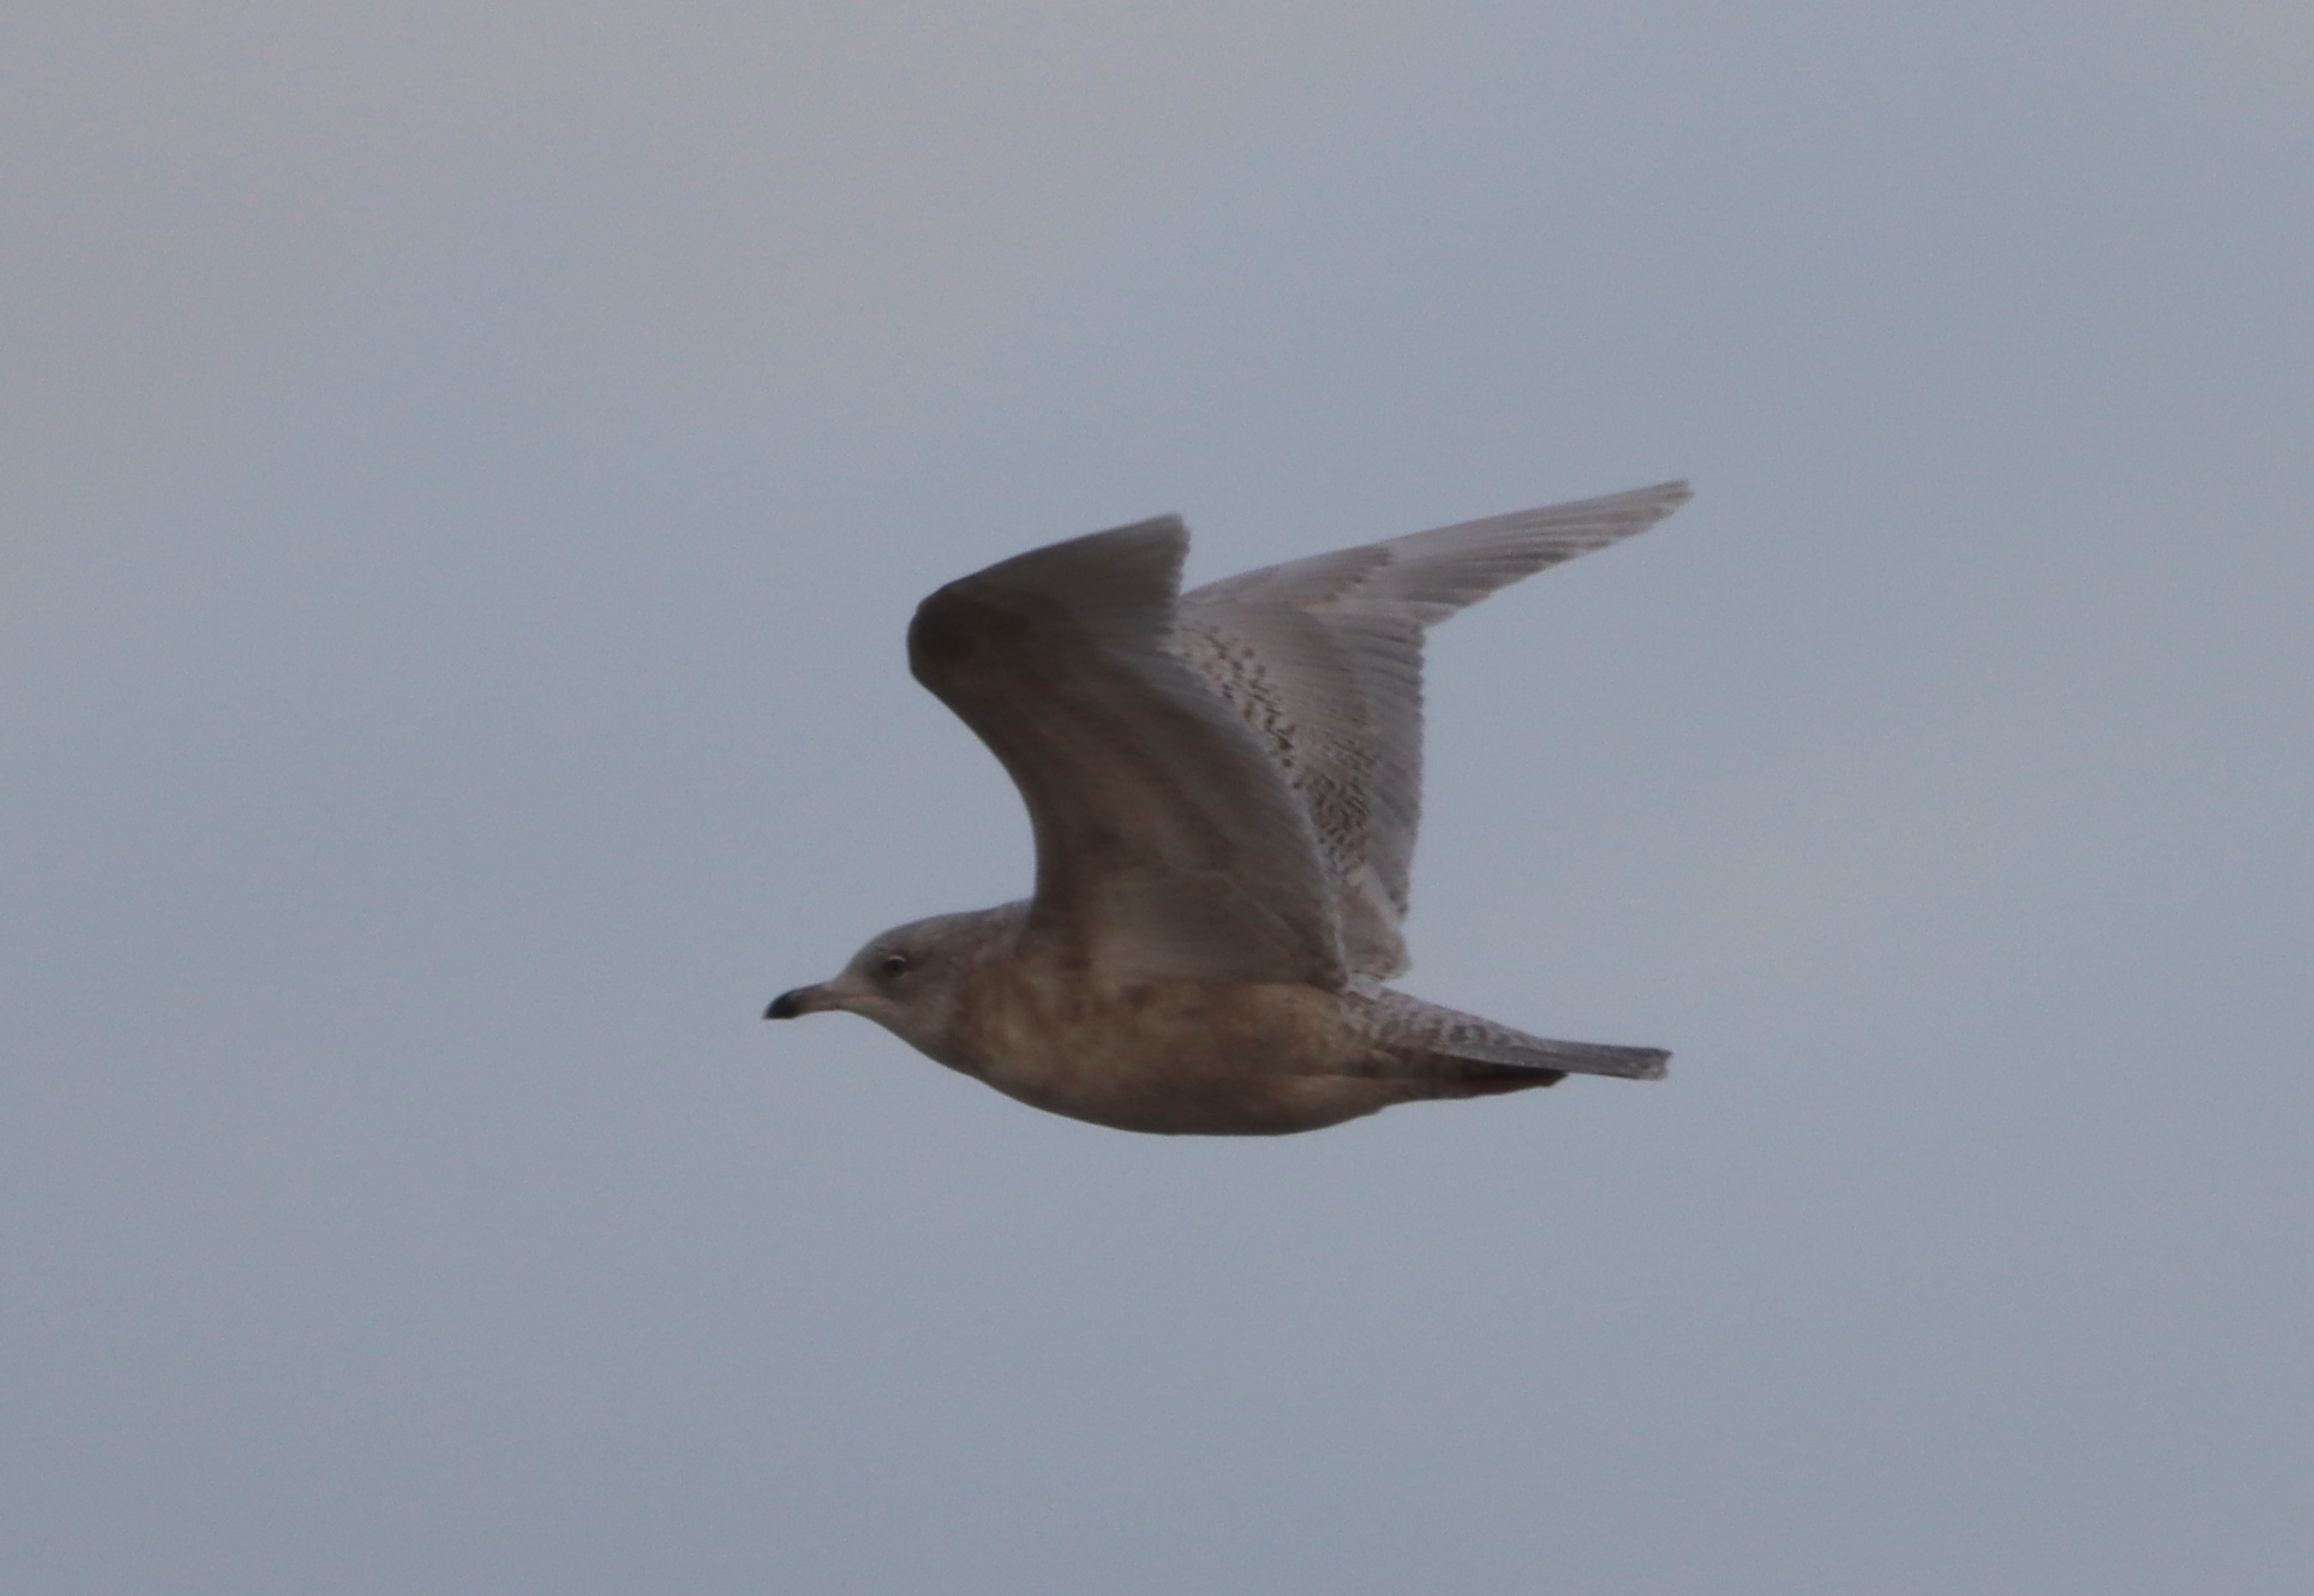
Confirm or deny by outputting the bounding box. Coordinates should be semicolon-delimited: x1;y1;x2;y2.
764;989;805;1020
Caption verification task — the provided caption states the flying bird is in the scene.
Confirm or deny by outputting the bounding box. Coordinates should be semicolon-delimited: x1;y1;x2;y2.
767;482;1690;1133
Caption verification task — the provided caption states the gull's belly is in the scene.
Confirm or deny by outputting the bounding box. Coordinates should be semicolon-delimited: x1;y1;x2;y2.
951;974;1405;1135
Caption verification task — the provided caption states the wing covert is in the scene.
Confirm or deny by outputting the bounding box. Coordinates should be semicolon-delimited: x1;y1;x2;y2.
908;518;1345;987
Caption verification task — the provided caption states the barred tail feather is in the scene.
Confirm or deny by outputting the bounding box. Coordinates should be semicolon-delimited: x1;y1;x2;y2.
1358;983;1671;1084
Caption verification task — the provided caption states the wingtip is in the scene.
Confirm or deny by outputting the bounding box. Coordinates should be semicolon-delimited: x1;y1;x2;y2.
1623;480;1693;517
909;517;1194;683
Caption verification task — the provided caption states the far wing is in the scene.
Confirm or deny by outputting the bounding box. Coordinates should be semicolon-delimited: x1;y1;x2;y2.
1176;482;1691;977
909;518;1345;987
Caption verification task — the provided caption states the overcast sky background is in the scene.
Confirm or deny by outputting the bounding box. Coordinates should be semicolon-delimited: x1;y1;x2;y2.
6;4;2311;1592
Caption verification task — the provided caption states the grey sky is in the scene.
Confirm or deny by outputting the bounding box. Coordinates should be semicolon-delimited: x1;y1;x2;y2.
5;4;2309;1592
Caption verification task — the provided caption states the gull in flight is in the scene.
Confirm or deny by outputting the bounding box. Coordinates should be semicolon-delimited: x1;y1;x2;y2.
768;481;1691;1134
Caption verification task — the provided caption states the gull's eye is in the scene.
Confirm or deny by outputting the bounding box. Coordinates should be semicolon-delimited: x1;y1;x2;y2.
876;952;912;979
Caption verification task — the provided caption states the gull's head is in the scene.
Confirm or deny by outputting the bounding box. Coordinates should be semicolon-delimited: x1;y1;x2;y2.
764;906;1014;1060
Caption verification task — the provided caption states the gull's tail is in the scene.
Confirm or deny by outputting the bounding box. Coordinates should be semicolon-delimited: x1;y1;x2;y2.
1354;983;1670;1092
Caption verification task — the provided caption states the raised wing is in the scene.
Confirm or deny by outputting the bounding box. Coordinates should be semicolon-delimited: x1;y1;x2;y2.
908;518;1345;987
1175;481;1691;977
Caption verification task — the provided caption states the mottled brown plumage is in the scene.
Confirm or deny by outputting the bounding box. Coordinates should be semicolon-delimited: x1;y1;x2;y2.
767;484;1689;1134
